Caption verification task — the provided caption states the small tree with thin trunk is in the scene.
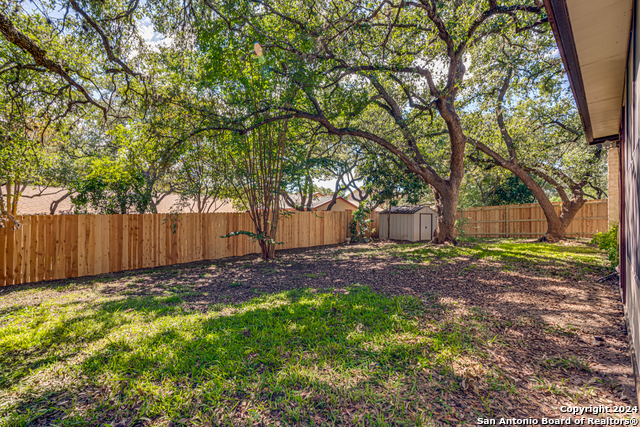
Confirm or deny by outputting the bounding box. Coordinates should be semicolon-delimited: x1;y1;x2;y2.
172;136;231;213
225;122;288;260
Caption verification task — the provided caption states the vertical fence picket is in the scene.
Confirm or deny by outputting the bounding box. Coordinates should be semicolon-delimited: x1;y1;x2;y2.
117;215;124;272
56;216;65;279
151;214;158;267
158;215;165;267
196;214;203;261
63;215;72;279
136;215;142;269
51;215;61;279
122;215;128;271
12;217;22;284
184;214;191;262
86;215;95;277
145;214;152;268
108;215;116;273
21;216;30;284
318;214;324;247
163;215;171;265
93;215;102;275
70;215;79;278
43;215;52;280
28;216;37;281
35;216;45;281
323;213;331;245
6;224;15;286
192;213;198;261
100;215;109;275
78;216;86;277
171;215;178;265
129;215;136;270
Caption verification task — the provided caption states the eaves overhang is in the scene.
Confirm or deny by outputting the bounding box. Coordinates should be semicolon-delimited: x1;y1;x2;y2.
544;0;632;145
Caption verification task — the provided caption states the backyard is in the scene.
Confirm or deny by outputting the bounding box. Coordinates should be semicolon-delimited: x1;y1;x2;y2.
0;239;634;426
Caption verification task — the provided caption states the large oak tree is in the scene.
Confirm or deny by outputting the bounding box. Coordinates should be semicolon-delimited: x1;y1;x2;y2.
147;0;548;243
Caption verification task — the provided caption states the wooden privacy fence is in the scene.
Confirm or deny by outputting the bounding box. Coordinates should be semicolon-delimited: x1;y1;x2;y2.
0;211;352;287
456;199;608;238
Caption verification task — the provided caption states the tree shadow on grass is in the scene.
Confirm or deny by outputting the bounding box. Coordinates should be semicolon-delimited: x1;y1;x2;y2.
1;241;633;426
3;280;630;426
0;292;189;395
3;286;491;426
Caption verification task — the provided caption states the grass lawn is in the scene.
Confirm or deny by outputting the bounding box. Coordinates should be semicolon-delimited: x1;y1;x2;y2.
0;240;635;426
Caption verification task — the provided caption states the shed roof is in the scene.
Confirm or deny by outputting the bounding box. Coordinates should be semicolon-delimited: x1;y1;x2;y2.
379;205;428;214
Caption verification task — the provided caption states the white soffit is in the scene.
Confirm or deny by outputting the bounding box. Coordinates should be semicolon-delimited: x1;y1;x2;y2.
566;0;632;139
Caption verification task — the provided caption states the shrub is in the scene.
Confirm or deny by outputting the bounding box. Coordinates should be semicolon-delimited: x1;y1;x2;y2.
590;223;619;268
349;206;374;243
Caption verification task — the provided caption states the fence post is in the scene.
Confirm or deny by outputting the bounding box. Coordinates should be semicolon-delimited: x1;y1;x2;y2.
505;205;509;238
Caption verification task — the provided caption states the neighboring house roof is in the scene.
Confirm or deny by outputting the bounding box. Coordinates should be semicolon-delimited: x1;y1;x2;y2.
312;195;358;210
284;194;359;210
345;188;366;201
11;186;238;215
379;205;430;214
16;187;73;215
155;194;238;213
544;0;631;144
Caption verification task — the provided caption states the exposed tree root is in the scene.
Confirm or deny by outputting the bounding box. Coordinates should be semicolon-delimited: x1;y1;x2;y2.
431;236;458;246
536;234;563;243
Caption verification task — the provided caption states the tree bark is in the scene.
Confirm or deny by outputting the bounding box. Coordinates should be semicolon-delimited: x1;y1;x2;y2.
560;199;585;231
471;139;567;242
506;166;564;242
525;167;588;240
431;184;459;244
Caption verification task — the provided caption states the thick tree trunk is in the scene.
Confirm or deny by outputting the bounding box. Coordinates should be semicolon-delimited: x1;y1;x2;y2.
509;170;564;241
472;139;566;242
560;199;585;230
537;218;564;243
505;168;565;242
532;199;583;243
431;184;459;244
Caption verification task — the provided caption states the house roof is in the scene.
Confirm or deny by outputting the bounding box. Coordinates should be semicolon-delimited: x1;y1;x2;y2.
154;194;238;213
10;186;238;215
379;205;428;214
284;194;359;210
16;187;74;215
312;195;358;209
544;0;632;144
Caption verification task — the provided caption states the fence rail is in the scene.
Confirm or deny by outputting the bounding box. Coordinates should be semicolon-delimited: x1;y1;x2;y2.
0;211;354;287
456;199;608;238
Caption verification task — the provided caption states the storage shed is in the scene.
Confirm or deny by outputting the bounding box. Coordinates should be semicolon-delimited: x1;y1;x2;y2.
379;206;437;242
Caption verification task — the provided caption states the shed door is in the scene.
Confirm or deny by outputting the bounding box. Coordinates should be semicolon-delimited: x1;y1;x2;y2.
420;213;432;241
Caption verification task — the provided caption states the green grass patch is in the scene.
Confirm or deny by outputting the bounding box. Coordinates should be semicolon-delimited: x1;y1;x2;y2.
0;285;486;426
373;241;608;279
